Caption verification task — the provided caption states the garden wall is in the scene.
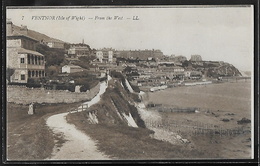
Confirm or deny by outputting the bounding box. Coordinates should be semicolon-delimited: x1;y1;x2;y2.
7;82;100;104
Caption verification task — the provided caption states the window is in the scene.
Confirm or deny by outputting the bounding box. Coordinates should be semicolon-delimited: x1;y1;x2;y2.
21;58;25;64
28;71;31;78
38;56;41;65
35;56;38;65
21;74;25;80
28;54;30;64
32;56;34;65
24;40;27;48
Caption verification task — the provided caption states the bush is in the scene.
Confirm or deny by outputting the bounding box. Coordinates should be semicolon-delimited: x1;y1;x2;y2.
67;84;75;92
110;70;124;80
74;77;99;91
26;78;42;88
36;44;65;67
6;68;15;82
80;85;90;92
129;83;140;93
46;65;60;78
130;93;141;102
99;76;107;82
69;71;90;78
129;104;146;128
8;82;27;86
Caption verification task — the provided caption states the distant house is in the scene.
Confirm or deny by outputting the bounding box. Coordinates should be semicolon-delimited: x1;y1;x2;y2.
7;20;45;83
115;49;164;60
184;71;202;79
96;48;115;63
46;39;65;49
62;65;83;73
173;66;184;73
157;61;175;66
147;57;153;61
68;42;91;57
159;66;184;73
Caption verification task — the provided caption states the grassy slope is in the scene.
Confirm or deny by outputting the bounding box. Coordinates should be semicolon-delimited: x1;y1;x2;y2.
7;102;81;160
67;114;206;159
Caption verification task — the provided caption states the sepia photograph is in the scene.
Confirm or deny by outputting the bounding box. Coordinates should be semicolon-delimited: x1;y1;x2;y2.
4;5;256;162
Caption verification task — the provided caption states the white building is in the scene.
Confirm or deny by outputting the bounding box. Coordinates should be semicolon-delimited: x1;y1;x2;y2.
96;51;103;63
62;64;83;73
96;48;115;63
47;40;64;49
184;71;202;78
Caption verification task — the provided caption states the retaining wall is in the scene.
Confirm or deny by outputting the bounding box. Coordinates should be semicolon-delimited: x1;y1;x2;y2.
7;83;100;104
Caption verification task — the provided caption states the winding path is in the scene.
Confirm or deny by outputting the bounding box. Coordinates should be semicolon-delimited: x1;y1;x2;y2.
46;77;111;160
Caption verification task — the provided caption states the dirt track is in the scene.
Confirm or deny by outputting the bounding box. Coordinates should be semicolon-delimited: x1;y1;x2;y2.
46;79;111;160
46;112;110;160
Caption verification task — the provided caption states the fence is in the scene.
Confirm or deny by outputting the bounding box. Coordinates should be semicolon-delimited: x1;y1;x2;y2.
145;119;249;136
69;103;97;114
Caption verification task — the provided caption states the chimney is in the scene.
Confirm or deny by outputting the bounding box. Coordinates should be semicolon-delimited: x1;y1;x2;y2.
6;19;13;36
20;25;28;35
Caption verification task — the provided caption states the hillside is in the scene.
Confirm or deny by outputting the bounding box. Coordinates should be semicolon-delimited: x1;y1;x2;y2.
240;71;251;77
66;77;206;159
13;24;66;43
183;60;242;77
71;77;145;127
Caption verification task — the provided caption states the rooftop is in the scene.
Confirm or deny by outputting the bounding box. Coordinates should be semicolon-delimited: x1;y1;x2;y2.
17;48;44;56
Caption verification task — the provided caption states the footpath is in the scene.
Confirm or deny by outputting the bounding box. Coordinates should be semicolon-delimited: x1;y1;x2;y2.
46;77;111;160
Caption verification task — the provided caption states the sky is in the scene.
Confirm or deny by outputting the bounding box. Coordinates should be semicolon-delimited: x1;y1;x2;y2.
7;6;254;71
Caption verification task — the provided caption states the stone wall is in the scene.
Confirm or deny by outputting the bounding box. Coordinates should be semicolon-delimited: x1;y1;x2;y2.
7;82;100;104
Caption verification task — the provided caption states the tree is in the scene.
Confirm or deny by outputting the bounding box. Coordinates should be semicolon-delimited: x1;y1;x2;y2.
36;43;65;67
46;65;59;78
124;66;131;72
182;60;191;68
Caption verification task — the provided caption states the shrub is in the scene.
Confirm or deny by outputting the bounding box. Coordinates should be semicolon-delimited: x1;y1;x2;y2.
46;65;60;78
130;93;141;102
80;84;90;92
8;82;27;86
6;68;15;82
110;70;124;80
129;104;146;128
129;83;140;93
99;76;107;82
36;43;65;67
26;78;42;88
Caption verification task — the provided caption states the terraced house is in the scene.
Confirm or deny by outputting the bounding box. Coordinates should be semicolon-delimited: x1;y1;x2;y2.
7;20;45;83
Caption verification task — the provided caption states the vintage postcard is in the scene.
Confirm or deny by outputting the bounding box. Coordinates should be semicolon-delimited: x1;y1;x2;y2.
5;5;255;162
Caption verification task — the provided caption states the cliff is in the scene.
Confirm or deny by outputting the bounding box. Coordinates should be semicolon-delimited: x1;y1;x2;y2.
76;78;145;128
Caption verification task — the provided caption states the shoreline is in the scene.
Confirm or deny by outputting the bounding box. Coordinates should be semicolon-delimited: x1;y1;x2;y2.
139;77;251;93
